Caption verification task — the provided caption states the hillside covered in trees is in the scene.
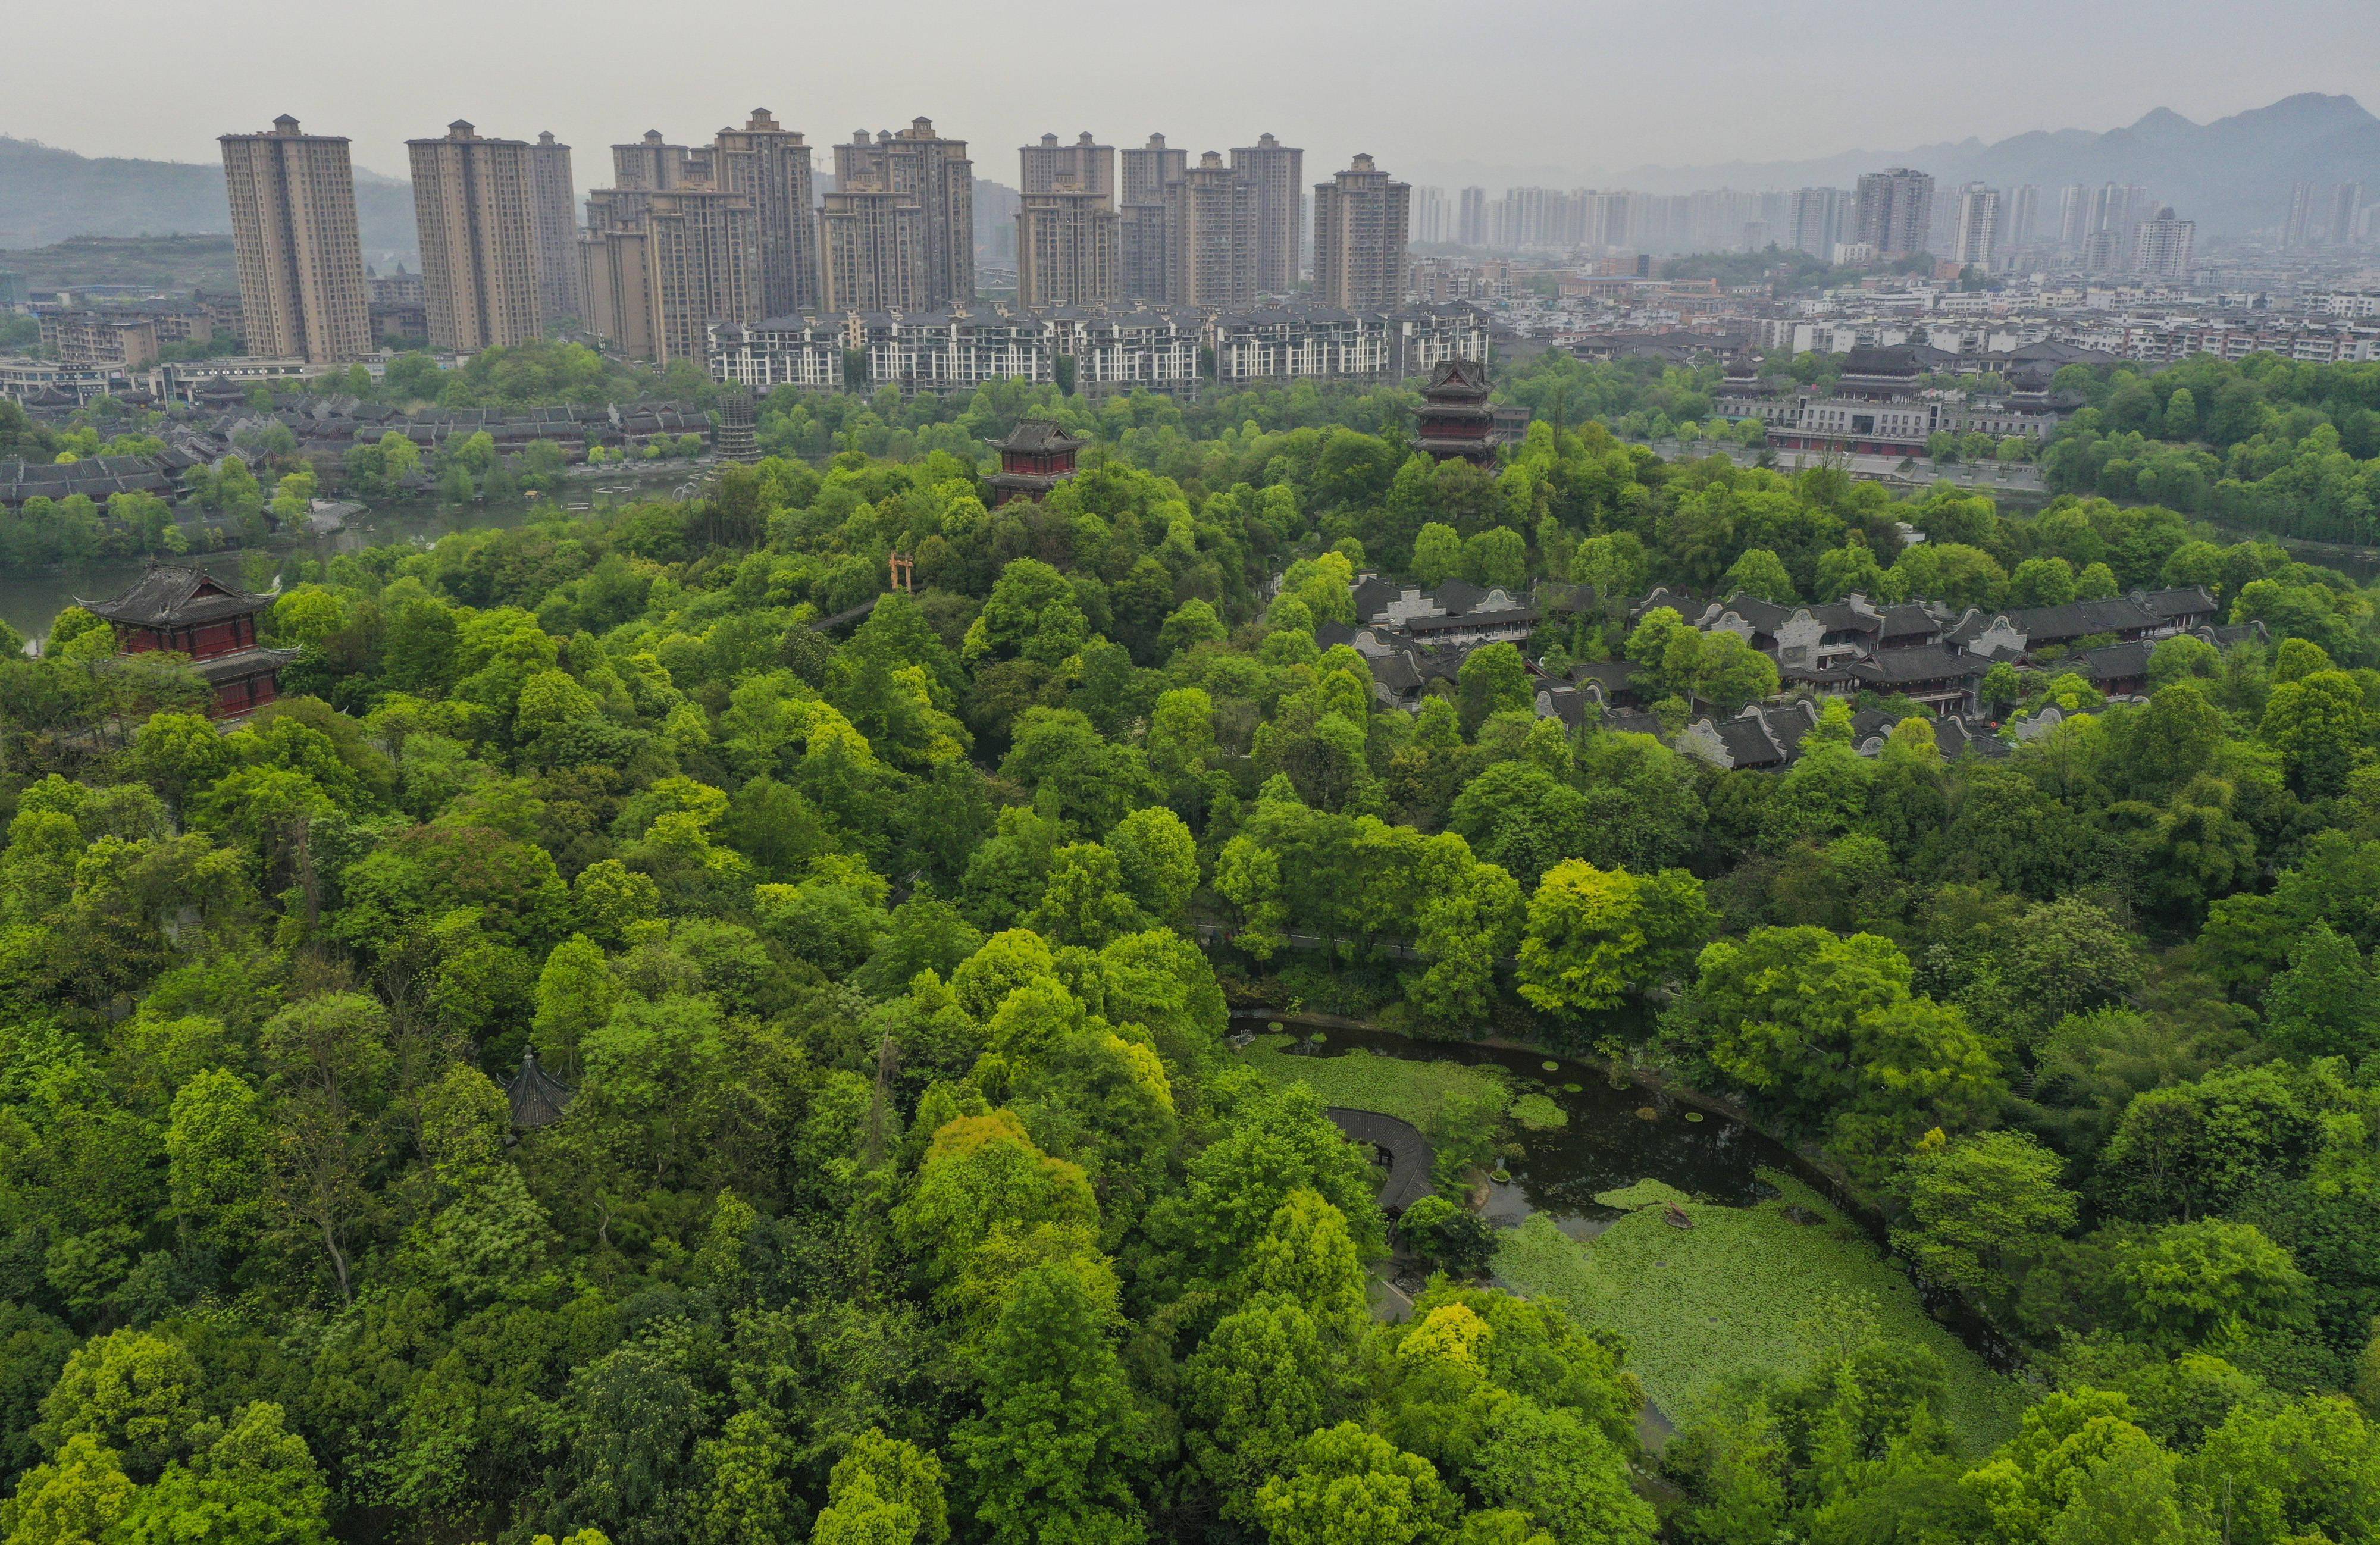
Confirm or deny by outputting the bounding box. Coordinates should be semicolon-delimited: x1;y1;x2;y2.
7;368;2380;1543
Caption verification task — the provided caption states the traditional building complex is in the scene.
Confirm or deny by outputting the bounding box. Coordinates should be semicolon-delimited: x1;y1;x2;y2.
1413;356;1497;463
218;117;371;365
1712;344;2080;455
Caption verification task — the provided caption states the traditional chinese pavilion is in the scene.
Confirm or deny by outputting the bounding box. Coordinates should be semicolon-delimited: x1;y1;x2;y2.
79;563;298;718
986;418;1088;505
506;1048;575;1129
1414;356;1498;465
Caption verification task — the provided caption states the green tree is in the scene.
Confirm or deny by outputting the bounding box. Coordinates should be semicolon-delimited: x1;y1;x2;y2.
115;1402;331;1545
1413;522;1463;586
1457;643;1533;735
2115;1219;2313;1350
2261;922;2378;1060
1893;1131;2077;1311
1516;860;1712;1013
953;1256;1157;1544
1722;547;1796;604
1253;1424;1456;1545
812;1430;950;1545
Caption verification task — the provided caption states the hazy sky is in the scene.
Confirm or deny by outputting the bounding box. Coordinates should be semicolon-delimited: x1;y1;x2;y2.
9;0;2378;186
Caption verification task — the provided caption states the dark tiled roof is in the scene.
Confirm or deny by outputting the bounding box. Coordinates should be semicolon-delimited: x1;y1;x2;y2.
0;455;174;504
1876;603;1940;640
2072;640;2154;684
79;564;272;627
1709;594;1793;634
2004;596;2157;641
1350;575;1402;619
990;418;1087;453
1427;579;1489;613
1715;716;1789;767
506;1050;575;1128
189;645;300;684
2133;585;2217;621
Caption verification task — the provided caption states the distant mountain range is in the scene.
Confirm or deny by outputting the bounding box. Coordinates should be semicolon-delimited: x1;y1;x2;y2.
0;136;418;267
2;94;2375;261
1596;94;2380;237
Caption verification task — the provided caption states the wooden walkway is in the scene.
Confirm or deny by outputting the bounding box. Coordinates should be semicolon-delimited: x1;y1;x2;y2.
809;595;884;632
1324;1107;1436;1214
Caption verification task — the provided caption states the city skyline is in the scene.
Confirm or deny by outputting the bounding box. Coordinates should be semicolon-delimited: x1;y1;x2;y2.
5;0;2375;192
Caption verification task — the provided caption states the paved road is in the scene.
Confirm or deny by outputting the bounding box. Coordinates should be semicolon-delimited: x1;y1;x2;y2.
1324;1107;1436;1214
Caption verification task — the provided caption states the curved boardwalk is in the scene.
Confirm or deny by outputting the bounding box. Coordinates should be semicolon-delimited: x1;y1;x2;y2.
1324;1107;1436;1214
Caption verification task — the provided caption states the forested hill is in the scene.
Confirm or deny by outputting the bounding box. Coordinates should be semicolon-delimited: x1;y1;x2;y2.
0;135;418;265
9;360;2380;1541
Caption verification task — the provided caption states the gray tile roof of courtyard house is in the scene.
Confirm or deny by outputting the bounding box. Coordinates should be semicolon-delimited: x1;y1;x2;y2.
2134;585;2219;622
1403;606;1537;638
1630;586;1702;622
2001;596;2161;641
0;455;174;504
1876;603;1941;641
1427;578;1491;614
2071;640;2155;685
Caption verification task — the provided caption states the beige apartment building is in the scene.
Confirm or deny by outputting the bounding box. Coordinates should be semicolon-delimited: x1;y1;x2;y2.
1118;133;1187;304
1167;152;1256;307
578;186;759;365
1016;133;1119;309
528;132;584;321
1016;190;1120;308
1312;153;1411;310
408;121;543;352
613;130;697;190
218;115;371;363
834;120;973;304
1021;131;1114;198
821;184;925;312
713;109;821;316
1231;133;1304;294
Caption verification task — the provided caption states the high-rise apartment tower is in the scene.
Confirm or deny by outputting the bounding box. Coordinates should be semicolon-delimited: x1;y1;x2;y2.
1853;168;1934;259
1016;133;1119;308
1231;133;1304;292
1167;152;1255;306
1118;133;1187;302
528;132;584;321
1311;153;1410;310
408;121;543;352
834;120;973;304
218;115;372;364
714;109;822;316
1951;184;2001;274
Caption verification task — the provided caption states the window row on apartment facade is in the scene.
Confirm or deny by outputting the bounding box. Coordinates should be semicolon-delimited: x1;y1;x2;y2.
709;302;1488;395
